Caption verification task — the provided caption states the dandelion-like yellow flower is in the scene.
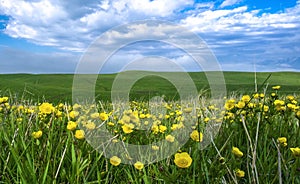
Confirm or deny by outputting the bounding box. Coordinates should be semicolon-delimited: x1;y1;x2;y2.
75;130;85;139
277;137;287;147
67;121;77;131
99;112;109;121
165;135;175;142
296;111;300;119
225;99;235;111
39;102;54;114
85;122;96;130
152;145;159;150
69;111;79;119
232;147;243;157
241;95;251;102
90;112;99;119
32;130;43;139
190;130;203;142
272;85;281;90
110;156;121;166
236;101;245;109
183;107;192;113
235;169;245;178
290;147;300;157
174;152;193;168
159;125;167;133
122;123;134;134
0;96;8;103
107;122;115;126
134;161;144;170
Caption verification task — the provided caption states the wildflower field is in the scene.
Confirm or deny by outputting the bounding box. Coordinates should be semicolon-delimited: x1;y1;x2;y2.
1;82;300;184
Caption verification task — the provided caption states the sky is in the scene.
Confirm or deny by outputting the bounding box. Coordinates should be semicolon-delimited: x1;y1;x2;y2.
0;0;300;73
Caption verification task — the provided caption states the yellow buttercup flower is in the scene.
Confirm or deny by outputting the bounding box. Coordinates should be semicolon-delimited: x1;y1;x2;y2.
134;161;144;170
67;121;77;131
232;147;243;157
190;130;203;142
272;85;281;90
69;111;79;119
85;122;96;130
39;102;54;114
277;137;287;147
0;96;8;103
122;123;134;134
110;156;121;166
32;130;43;139
159;125;167;133
290;147;300;157
165;135;175;142
183;107;192;113
225;99;235;111
152;145;159;150
75;130;85;139
235;169;245;178
296;111;300;119
174;152;193;168
236;101;245;109
99;112;109;121
241;95;251;102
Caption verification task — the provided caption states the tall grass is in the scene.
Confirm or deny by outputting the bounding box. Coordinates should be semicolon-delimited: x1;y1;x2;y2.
0;86;300;183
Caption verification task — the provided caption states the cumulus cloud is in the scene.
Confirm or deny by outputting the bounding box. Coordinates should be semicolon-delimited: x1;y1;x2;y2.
0;0;300;72
0;0;193;51
220;0;242;8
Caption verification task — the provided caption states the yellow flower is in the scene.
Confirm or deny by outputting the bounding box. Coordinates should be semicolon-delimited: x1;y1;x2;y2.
235;169;245;178
241;95;251;102
122;123;134;134
69;111;79;119
152;145;159;150
107;122;115;126
32;130;43;139
232;147;243;157
174;152;193;168
183;107;192;113
236;101;245;109
272;85;281;90
39;102;54;114
296;111;300;119
85;122;96;130
159;125;167;133
190;130;203;142
134;161;144;170
290;147;300;157
263;105;269;112
277;137;287;147
90;112;99;119
204;117;210;123
151;124;159;134
99;112;109;121
110;156;121;166
67;121;77;131
225;99;235;111
165;135;175;142
0;96;8;103
75;130;85;139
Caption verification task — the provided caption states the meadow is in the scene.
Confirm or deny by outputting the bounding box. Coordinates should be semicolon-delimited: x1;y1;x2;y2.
0;71;300;183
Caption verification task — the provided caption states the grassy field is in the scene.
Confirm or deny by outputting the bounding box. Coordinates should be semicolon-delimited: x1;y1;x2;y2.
0;71;300;183
0;71;299;102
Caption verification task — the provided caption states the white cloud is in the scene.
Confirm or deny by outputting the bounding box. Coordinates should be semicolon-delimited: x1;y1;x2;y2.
1;0;300;72
220;0;242;8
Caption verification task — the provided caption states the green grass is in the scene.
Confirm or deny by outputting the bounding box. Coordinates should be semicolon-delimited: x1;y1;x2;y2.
0;71;299;102
0;71;300;183
1;91;300;183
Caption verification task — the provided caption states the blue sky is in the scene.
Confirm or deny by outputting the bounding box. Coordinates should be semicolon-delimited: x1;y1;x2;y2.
0;0;300;73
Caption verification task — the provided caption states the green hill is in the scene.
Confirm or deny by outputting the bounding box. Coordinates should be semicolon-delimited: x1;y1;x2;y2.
0;71;299;102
